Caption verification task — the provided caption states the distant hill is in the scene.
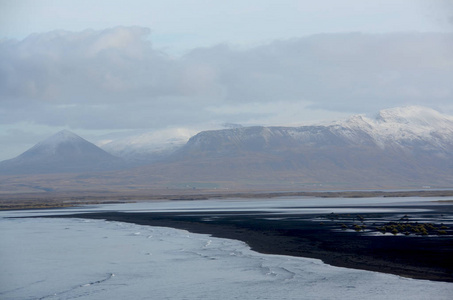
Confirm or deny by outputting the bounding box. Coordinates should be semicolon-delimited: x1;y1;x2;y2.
0;130;126;175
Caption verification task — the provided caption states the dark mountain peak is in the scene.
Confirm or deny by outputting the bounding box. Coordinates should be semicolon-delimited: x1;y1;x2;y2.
0;130;124;175
19;130;110;160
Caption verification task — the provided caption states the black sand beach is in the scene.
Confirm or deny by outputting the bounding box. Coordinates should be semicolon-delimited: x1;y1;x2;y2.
38;203;453;282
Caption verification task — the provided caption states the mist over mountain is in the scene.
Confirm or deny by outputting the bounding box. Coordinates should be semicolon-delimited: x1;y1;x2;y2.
97;129;194;163
0;130;126;175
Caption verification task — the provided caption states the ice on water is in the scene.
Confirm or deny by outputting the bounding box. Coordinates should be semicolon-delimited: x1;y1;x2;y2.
1;199;452;299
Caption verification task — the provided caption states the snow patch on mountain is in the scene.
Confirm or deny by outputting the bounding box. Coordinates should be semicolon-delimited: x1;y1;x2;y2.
26;130;87;156
333;106;453;150
98;128;196;160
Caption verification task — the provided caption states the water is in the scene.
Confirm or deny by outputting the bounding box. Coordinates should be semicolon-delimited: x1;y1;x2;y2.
1;197;452;299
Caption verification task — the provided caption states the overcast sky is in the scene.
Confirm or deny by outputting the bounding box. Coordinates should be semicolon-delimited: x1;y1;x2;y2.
1;0;453;160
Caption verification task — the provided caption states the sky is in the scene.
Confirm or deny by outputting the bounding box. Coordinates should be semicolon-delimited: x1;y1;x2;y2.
1;0;453;160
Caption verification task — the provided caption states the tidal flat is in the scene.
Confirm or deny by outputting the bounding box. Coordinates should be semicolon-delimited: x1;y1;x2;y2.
15;196;453;280
2;196;453;299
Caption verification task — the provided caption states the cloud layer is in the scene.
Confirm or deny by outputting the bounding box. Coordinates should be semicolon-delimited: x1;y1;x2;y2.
1;27;452;132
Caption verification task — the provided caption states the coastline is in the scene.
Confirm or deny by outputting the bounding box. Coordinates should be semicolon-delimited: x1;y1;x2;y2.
2;189;453;210
37;203;453;283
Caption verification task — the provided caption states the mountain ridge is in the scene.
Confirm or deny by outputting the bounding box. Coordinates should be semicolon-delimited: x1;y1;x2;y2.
157;106;453;189
179;106;453;154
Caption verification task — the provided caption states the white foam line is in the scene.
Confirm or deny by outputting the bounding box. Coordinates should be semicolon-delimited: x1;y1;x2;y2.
36;273;115;300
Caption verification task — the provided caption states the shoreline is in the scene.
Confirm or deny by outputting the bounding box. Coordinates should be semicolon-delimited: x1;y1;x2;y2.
2;189;453;210
36;204;453;283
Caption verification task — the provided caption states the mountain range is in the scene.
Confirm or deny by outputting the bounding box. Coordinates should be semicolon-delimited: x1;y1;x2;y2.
1;106;452;191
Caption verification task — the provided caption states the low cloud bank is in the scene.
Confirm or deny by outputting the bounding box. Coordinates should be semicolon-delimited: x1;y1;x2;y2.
1;27;452;131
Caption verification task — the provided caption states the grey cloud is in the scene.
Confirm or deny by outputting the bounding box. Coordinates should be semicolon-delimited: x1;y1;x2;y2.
184;33;453;113
1;28;452;131
0;27;182;103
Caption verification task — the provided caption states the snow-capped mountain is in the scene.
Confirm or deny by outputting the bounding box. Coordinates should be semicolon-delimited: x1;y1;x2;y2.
181;106;453;155
0;130;125;174
334;106;453;151
97;128;195;162
162;106;453;189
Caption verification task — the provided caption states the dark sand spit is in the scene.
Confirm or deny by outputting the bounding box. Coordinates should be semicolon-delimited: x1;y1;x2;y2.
35;203;453;283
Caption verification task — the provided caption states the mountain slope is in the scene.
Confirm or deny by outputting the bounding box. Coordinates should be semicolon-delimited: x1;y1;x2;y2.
0;130;125;174
152;106;453;189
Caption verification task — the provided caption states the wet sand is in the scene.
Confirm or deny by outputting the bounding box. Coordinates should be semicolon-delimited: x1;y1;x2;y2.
38;204;453;282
